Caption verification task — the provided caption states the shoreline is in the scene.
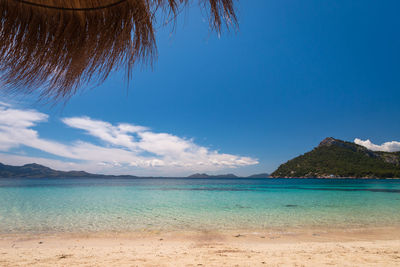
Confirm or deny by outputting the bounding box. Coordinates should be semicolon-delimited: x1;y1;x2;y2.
1;226;400;266
2;225;400;240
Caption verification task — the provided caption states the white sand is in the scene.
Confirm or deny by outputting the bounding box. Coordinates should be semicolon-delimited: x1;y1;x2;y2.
1;227;400;266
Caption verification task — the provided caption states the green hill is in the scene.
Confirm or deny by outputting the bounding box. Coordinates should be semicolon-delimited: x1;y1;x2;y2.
271;137;400;178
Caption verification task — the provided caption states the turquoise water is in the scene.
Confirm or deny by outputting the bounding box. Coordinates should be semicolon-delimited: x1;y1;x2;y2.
0;178;400;234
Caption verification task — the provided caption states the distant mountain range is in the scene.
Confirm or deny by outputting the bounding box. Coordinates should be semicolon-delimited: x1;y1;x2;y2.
187;173;270;178
0;163;269;178
187;173;238;178
271;137;400;178
0;163;131;178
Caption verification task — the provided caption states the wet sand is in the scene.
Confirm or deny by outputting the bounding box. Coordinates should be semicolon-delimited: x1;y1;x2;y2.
1;227;400;266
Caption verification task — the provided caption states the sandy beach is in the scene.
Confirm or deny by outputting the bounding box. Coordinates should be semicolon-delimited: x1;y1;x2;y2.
1;227;399;266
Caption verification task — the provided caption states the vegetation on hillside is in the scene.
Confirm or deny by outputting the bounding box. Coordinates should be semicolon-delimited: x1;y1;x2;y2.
271;138;400;178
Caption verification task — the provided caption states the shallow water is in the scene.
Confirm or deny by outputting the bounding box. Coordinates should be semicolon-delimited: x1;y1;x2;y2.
0;178;400;234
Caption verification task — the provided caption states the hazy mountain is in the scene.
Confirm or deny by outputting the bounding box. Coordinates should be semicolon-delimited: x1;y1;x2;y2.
187;173;238;178
0;163;136;178
246;173;270;178
0;163;268;178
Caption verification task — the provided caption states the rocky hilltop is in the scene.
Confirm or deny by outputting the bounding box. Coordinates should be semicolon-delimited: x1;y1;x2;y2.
271;137;400;178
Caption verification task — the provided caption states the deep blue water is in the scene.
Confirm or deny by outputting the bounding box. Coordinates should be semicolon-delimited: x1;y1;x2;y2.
0;178;400;234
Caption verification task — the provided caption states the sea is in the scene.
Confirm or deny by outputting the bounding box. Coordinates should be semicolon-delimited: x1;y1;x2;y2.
0;178;400;234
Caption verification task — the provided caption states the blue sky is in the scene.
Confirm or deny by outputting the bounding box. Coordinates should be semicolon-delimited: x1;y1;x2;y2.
1;0;400;176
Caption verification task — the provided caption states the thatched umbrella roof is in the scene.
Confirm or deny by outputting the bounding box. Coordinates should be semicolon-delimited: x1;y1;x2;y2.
0;0;237;100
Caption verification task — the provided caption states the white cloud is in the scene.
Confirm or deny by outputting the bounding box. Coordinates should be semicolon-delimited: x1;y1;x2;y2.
0;101;12;107
354;138;400;152
0;103;258;175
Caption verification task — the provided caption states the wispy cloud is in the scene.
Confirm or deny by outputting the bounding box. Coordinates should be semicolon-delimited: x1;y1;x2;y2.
0;103;258;175
354;138;400;152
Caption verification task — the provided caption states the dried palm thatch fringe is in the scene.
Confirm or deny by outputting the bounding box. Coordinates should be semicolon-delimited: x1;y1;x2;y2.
0;0;237;100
